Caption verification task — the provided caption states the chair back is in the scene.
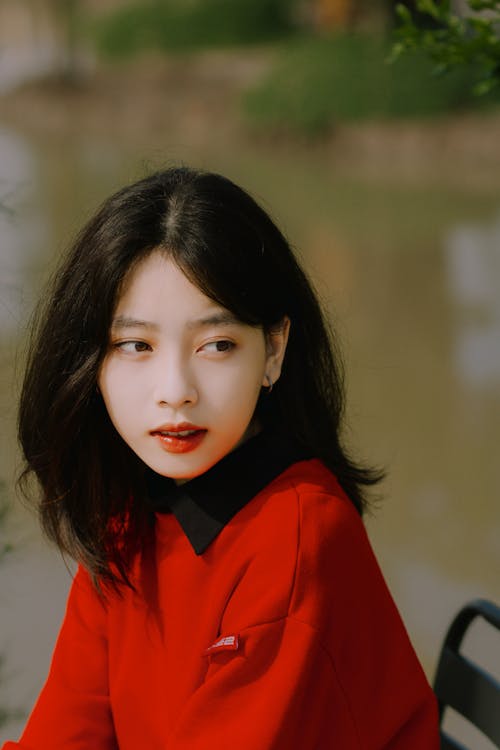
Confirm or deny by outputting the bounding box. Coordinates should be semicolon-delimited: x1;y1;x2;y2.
433;599;500;749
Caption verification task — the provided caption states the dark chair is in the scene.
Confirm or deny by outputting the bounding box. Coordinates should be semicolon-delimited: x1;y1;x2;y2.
433;598;500;750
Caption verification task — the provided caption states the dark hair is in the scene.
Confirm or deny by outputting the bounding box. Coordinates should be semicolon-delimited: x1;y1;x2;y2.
18;167;381;587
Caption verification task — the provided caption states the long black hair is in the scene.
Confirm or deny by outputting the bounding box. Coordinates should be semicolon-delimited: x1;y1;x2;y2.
18;167;381;587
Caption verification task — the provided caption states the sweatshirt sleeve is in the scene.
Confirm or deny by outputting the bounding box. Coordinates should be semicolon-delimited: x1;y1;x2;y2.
1;566;117;750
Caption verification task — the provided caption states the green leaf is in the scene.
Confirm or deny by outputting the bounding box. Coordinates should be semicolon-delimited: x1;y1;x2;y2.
468;0;500;12
416;0;450;21
395;3;413;24
474;77;496;93
388;41;406;63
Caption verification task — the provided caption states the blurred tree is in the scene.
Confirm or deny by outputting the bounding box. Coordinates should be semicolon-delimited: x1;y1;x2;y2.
305;0;390;32
392;0;500;94
313;0;355;28
94;0;298;56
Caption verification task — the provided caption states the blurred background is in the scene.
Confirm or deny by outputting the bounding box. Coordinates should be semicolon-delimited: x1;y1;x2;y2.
0;0;499;746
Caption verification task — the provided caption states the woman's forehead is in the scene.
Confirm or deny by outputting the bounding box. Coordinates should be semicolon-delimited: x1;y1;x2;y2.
113;253;242;332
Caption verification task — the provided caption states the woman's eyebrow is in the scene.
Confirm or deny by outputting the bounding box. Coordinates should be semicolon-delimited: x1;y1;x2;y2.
111;311;240;331
111;316;160;331
186;311;240;329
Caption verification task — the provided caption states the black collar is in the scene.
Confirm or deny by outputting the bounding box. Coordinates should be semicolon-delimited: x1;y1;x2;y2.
146;430;311;555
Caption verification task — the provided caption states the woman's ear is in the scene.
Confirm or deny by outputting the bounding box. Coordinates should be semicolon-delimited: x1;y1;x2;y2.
263;316;290;388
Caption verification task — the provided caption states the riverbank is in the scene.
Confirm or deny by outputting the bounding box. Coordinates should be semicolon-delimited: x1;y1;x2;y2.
2;49;500;188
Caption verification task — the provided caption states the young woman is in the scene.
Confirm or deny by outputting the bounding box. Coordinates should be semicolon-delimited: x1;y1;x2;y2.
3;167;439;749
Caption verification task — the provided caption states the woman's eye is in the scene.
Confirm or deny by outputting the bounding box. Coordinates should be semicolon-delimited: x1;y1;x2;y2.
201;340;235;354
114;341;151;353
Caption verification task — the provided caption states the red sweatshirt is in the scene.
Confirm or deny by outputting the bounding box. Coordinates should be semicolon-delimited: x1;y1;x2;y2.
2;436;439;749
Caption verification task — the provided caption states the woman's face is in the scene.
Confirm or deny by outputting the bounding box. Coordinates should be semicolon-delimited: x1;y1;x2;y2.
98;251;289;480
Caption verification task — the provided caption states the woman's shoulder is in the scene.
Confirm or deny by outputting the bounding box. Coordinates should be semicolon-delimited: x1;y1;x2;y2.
270;459;380;583
220;459;370;625
261;460;416;654
229;458;368;578
230;458;358;561
258;457;363;541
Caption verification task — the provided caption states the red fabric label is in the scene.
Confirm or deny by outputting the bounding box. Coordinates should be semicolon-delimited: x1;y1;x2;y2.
203;634;240;656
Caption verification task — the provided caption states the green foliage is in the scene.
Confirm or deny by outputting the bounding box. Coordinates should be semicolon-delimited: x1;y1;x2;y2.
392;0;500;95
244;34;498;136
93;0;296;57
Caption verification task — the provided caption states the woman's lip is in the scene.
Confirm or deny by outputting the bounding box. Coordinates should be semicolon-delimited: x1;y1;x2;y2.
151;422;204;433
152;429;207;454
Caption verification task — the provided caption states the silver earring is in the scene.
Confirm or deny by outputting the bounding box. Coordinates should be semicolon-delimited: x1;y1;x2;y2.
265;375;273;394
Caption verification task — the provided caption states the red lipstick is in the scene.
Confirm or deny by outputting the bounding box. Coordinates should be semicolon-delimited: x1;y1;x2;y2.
150;423;207;454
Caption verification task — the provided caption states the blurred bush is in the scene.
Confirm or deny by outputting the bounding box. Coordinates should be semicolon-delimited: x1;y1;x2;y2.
243;33;500;135
93;0;297;56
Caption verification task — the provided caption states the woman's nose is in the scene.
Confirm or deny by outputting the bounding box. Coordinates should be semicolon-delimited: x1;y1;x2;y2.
152;357;198;408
